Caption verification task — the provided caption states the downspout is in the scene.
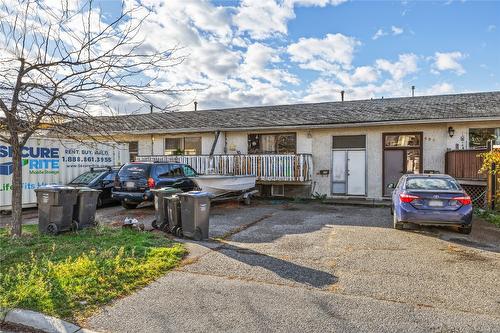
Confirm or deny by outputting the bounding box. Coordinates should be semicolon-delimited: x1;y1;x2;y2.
209;130;221;172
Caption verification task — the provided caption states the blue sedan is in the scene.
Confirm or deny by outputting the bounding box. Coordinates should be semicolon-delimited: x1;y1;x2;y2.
388;174;473;234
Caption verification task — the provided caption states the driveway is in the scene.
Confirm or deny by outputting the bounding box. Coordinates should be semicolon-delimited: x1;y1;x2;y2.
78;202;500;332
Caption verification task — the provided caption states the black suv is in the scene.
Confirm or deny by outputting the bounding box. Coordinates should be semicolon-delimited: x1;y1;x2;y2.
112;162;198;209
68;167;120;208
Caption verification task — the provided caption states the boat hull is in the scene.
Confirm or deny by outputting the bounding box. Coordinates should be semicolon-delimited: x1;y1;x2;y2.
191;175;256;196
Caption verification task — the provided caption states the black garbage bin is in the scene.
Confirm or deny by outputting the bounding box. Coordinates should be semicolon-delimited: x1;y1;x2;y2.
166;195;182;236
151;187;183;231
73;187;101;229
35;185;79;235
178;191;211;240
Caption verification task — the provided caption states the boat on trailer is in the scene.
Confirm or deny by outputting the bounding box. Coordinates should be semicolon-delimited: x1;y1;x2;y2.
190;175;258;204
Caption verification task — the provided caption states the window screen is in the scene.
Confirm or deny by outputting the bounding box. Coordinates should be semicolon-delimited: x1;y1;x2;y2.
332;135;366;149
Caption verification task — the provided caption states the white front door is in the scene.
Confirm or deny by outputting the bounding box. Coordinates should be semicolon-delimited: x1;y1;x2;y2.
347;150;366;195
331;149;366;196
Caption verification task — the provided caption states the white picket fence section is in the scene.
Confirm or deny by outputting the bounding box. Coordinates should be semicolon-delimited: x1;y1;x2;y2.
136;154;313;182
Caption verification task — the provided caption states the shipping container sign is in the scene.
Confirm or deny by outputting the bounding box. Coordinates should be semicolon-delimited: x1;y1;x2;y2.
0;137;129;211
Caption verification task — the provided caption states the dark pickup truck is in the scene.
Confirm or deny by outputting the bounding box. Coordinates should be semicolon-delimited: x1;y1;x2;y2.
112;162;198;209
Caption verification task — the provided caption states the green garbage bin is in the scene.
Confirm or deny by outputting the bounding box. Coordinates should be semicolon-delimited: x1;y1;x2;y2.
73;187;101;229
151;187;183;231
35;185;79;235
178;191;211;240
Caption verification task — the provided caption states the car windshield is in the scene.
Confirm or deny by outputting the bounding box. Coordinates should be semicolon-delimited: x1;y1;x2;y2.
118;164;150;177
405;178;461;191
69;171;104;185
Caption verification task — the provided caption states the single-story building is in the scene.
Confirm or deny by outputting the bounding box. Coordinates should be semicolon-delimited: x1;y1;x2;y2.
102;91;500;201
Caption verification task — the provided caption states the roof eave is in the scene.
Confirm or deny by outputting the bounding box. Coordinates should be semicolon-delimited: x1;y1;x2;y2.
103;116;500;136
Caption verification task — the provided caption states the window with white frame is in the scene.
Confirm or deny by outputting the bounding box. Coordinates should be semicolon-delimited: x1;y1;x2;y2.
164;137;201;155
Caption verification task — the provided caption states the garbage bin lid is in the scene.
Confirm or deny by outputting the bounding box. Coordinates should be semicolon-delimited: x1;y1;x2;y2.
76;187;101;192
34;185;77;192
178;191;212;197
151;187;183;193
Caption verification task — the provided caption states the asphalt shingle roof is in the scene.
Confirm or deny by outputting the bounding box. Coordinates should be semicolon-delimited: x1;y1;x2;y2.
103;91;500;133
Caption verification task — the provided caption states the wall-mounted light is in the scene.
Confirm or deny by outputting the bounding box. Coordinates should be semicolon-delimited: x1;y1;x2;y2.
448;126;455;138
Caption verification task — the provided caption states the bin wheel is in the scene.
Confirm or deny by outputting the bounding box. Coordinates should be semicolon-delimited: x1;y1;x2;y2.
72;221;79;231
46;223;59;235
151;219;158;229
171;226;178;235
193;228;202;241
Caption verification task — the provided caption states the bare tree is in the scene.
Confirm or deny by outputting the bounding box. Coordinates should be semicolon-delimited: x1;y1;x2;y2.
0;0;185;236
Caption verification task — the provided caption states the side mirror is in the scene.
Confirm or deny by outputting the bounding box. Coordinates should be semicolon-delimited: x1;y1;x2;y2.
387;183;396;189
101;180;112;187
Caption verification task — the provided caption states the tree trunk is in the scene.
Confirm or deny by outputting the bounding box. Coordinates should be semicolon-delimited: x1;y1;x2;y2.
10;136;23;237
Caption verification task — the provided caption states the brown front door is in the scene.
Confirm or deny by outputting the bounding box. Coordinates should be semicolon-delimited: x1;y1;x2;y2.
383;133;423;196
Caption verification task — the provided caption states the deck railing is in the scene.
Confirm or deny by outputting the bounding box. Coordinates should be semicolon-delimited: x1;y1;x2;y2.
137;154;313;182
445;149;487;181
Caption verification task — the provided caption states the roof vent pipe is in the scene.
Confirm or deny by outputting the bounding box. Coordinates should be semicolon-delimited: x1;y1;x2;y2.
411;85;415;97
340;90;345;102
194;101;198;111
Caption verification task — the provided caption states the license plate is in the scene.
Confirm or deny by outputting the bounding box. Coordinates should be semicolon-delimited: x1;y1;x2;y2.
125;181;135;188
428;200;443;207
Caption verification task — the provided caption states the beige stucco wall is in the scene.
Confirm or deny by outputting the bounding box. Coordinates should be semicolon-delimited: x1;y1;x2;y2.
112;120;500;199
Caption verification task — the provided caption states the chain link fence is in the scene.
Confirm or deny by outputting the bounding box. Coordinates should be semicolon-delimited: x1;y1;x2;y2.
462;184;487;209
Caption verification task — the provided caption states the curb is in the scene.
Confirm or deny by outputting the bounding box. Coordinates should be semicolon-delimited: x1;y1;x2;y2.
0;308;99;333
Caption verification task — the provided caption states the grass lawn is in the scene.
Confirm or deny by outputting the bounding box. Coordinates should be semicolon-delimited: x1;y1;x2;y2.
0;225;185;322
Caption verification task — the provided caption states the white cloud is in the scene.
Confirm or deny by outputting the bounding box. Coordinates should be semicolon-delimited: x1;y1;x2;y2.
233;0;346;40
287;33;360;71
391;26;404;35
425;82;455;95
431;51;466;75
375;54;419;80
372;29;386;40
373;26;404;40
239;42;298;85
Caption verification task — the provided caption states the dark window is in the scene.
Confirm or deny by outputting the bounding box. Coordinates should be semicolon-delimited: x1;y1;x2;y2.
332;135;366;149
128;141;138;161
247;133;296;154
182;165;197;177
160;164;183;177
469;128;499;148
103;172;117;181
118;163;151;177
384;134;420;148
405;178;461;190
153;164;173;177
69;171;104;185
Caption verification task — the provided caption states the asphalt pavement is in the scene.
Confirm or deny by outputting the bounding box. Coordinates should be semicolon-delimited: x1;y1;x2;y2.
87;201;500;333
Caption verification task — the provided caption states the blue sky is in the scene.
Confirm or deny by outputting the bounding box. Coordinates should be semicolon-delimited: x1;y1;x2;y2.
96;0;500;111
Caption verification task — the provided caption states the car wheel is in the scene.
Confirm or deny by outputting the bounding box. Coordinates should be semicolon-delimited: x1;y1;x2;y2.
121;202;139;209
458;226;472;234
393;213;403;230
390;205;394;216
